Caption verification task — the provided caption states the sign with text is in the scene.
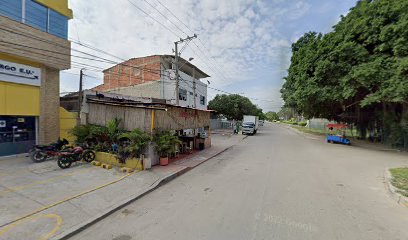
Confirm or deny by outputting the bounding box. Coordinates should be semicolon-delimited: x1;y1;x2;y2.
0;59;41;86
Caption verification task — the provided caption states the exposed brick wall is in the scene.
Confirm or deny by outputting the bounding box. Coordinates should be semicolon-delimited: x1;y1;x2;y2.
94;55;162;92
0;16;71;70
0;16;70;145
39;67;60;144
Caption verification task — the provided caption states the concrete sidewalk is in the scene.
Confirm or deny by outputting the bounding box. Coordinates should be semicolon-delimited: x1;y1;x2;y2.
0;134;246;240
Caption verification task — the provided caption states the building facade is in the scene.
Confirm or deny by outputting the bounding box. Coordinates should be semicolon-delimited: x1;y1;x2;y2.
93;55;210;110
0;0;72;156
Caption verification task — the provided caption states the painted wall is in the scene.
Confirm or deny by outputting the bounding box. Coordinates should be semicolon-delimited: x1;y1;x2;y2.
59;107;77;143
0;81;40;116
34;0;73;18
162;69;208;110
106;81;162;99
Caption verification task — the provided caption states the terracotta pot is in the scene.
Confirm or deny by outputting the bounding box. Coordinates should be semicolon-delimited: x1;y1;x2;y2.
160;156;169;166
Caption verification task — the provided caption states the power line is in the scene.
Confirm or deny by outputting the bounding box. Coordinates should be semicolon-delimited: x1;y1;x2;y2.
137;0;237;88
125;0;179;38
142;0;189;37
1;15;276;104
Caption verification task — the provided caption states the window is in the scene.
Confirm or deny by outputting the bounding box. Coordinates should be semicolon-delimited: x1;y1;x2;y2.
0;0;69;39
133;68;140;76
49;9;68;39
0;0;22;22
200;95;206;105
179;88;187;101
0;116;37;156
26;0;47;32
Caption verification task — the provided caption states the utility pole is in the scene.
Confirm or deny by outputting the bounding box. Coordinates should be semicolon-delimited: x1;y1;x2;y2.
77;68;84;126
174;34;197;105
193;67;196;109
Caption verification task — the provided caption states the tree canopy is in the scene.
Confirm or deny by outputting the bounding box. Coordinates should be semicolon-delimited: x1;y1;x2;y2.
265;111;279;121
281;0;408;144
208;94;264;120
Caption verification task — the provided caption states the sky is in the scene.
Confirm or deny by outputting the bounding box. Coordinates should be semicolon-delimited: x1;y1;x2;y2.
61;0;358;112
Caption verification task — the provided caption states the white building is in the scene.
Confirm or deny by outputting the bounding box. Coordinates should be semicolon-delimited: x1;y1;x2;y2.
93;55;210;110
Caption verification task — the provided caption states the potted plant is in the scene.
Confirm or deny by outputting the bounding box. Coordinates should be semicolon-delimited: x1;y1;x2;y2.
154;131;181;166
118;128;150;164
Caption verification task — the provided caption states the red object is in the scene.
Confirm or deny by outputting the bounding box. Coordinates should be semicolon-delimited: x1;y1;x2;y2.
326;123;348;129
160;156;169;166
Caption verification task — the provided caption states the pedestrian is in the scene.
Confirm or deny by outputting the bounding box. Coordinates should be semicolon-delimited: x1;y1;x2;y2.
232;120;236;134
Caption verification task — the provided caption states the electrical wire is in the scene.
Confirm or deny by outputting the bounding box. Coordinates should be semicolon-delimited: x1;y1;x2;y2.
0;17;276;104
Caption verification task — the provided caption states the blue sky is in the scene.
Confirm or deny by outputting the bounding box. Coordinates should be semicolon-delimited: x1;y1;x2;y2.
62;0;358;112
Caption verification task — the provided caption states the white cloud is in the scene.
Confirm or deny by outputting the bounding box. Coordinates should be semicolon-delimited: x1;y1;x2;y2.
63;0;315;108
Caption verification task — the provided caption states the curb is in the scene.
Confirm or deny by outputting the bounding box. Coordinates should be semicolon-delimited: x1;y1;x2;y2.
53;137;246;240
384;168;408;208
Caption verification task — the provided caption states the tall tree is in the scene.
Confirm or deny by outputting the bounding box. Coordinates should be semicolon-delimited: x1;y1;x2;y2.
208;94;264;120
281;0;408;143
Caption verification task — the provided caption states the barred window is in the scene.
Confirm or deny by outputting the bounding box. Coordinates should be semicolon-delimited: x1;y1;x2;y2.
179;88;187;101
200;95;206;105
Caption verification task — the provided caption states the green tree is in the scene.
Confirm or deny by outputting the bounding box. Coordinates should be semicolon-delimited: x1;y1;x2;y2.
281;0;408;143
265;111;279;121
208;94;264;120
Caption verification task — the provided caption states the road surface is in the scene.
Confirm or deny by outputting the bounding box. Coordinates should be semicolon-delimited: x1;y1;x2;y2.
71;123;408;240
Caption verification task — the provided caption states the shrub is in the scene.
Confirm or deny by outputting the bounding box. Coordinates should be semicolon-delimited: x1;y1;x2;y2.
154;131;181;157
117;128;150;163
298;122;307;127
69;124;91;145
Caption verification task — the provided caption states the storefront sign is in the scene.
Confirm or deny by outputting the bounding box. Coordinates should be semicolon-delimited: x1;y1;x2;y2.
0;59;41;86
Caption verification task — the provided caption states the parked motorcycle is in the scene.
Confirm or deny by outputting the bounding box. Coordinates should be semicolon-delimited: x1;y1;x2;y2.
30;138;70;163
57;146;95;169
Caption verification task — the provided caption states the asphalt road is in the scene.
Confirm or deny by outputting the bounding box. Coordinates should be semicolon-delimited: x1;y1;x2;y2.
71;123;408;240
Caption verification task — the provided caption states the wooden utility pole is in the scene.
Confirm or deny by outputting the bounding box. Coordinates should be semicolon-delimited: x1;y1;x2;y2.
77;69;84;126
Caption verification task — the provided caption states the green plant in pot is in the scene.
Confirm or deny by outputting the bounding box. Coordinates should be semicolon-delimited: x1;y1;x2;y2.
154;131;181;166
118;128;150;164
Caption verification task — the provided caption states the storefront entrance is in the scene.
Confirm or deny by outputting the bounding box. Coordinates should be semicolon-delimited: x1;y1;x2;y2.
0;116;37;156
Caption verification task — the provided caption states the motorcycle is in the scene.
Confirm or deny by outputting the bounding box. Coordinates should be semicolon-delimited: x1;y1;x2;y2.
57;146;96;169
30;138;70;163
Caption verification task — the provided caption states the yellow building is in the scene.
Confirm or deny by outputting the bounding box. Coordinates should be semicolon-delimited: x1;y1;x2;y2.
0;0;72;156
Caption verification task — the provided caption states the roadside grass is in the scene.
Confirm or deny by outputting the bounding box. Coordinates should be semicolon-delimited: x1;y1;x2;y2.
291;125;357;138
389;168;408;197
292;126;326;136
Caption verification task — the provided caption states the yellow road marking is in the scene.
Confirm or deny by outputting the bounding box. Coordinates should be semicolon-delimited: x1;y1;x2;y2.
0;172;135;232
0;213;62;240
0;167;95;197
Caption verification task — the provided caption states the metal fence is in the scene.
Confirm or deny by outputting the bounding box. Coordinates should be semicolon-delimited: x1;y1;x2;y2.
210;119;233;130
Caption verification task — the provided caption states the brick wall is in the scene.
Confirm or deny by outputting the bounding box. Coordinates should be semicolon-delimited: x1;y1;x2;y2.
0;16;70;145
39;67;60;144
0;16;71;70
94;55;161;92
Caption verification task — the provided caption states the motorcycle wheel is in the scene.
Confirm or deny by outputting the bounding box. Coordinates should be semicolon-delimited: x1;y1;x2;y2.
57;156;72;169
82;150;96;162
30;150;47;163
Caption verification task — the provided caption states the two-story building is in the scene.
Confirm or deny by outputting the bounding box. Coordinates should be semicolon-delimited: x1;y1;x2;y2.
0;0;72;157
92;55;210;110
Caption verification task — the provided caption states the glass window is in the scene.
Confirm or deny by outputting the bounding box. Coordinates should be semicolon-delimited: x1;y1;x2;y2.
200;95;206;105
0;0;22;22
0;116;37;156
179;88;187;101
25;0;47;32
49;9;68;39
